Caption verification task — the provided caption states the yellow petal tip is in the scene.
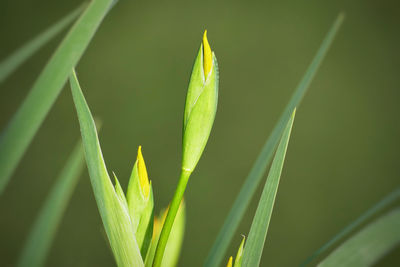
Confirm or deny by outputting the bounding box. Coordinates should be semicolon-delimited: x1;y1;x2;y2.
137;146;150;198
226;256;233;267
202;30;212;78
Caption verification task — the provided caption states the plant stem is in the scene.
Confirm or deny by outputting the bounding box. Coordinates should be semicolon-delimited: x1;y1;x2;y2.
152;170;191;267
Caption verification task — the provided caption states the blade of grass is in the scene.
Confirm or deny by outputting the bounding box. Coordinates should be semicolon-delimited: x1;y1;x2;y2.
69;69;144;266
241;109;295;267
17;141;85;267
0;3;85;83
0;0;115;194
317;208;400;267
204;13;345;267
301;187;400;266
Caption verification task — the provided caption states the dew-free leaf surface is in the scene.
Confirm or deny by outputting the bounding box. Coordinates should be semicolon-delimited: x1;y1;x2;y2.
70;69;144;267
241;110;295;267
318;208;400;267
204;13;345;267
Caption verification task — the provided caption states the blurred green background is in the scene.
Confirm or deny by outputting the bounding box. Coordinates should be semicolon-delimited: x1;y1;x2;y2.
1;0;399;266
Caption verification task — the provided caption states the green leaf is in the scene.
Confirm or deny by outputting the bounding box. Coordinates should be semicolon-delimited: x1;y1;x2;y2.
113;172;129;212
0;0;116;194
204;13;345;267
16;141;85;267
241;109;296;267
0;3;85;83
301;187;400;266
318;208;400;267
69;69;143;267
136;197;154;258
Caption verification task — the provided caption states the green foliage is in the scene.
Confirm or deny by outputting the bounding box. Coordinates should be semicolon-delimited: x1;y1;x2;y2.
318;209;400;266
0;0;115;193
242;110;295;267
302;187;400;266
70;69;144;267
17;141;85;267
0;3;85;83
204;13;345;267
4;4;399;266
234;237;245;267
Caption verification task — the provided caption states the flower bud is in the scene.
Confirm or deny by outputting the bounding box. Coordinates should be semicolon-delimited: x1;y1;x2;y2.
182;30;219;173
126;146;154;257
226;236;245;267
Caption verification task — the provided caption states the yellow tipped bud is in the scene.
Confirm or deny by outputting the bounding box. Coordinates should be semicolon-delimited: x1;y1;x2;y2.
226;256;233;267
182;31;219;173
203;30;212;78
137;146;150;198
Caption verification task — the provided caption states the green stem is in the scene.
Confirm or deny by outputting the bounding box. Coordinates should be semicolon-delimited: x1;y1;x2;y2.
153;170;191;267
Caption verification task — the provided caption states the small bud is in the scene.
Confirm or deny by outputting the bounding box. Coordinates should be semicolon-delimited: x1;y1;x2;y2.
182;30;219;173
234;236;245;267
126;146;154;257
225;236;245;267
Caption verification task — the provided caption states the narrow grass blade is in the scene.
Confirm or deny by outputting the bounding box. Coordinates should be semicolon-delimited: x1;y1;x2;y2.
16;141;84;267
318;208;400;267
70;69;143;267
204;13;345;267
0;0;115;194
301;187;400;266
0;4;85;83
242;110;296;267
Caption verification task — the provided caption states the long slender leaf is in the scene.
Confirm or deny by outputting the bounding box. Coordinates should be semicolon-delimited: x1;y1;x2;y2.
242;110;295;267
17;141;85;267
69;69;143;266
0;3;85;83
318;208;400;267
301;187;400;266
204;13;345;267
0;0;115;193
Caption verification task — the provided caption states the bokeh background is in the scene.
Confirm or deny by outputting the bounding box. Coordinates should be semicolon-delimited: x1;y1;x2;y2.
1;0;399;266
